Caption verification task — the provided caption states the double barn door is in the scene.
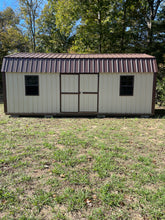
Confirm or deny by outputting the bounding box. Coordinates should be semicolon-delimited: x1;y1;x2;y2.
60;74;99;113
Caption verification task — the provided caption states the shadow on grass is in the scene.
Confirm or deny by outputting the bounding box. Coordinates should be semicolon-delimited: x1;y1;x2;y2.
154;108;165;118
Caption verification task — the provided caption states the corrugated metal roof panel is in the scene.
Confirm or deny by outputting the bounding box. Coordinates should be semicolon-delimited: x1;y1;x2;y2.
1;53;158;73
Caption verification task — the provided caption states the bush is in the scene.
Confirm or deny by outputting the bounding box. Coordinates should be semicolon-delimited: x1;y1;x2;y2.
156;66;165;106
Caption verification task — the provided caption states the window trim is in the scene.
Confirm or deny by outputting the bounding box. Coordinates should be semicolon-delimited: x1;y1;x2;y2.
25;75;39;96
120;75;134;96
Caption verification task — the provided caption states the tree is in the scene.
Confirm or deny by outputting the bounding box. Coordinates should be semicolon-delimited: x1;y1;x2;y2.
0;7;28;92
19;0;43;52
55;0;118;53
156;66;165;106
37;0;73;53
145;0;164;50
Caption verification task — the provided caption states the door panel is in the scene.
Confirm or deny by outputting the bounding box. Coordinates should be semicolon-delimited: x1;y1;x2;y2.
60;73;98;113
80;94;97;112
61;74;79;112
61;75;78;93
61;94;78;112
80;74;98;92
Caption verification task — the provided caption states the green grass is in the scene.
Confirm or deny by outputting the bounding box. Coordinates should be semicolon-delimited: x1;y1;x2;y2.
0;103;165;219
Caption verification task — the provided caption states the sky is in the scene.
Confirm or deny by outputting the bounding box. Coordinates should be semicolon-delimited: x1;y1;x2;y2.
0;0;47;11
0;0;19;11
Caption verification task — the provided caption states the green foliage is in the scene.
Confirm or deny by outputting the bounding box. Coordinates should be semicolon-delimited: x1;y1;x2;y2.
37;0;73;52
156;66;165;106
0;7;28;90
0;1;165;98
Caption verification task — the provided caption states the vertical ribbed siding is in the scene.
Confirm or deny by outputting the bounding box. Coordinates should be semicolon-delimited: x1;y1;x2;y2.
6;73;60;114
99;73;154;114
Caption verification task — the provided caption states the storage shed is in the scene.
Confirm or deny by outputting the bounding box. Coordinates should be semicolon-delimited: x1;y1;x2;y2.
1;53;158;116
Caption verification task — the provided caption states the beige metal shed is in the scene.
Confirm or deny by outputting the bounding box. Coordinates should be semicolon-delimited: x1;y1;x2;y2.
1;53;158;116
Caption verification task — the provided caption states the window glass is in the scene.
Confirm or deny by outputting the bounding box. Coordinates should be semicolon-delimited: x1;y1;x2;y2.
120;76;134;96
25;75;39;96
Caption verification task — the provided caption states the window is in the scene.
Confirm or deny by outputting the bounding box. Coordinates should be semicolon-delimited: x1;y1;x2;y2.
120;75;134;96
25;75;39;96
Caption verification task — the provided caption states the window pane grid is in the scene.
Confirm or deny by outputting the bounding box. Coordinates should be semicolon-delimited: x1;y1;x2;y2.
120;76;134;96
25;75;39;96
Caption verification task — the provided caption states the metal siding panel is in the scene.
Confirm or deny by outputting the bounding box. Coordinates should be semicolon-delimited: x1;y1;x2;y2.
54;59;57;73
116;59;119;72
126;59;128;73
16;73;23;113
118;59;122;72
108;59;112;72
56;59;59;73
35;59;40;72
107;59;109;72
145;59;148;72
54;73;60;113
74;59;76;73
12;59;17;72
6;73;12;112
3;54;158;75
41;74;47;112
99;73;115;113
150;59;153;72
122;59;126;72
102;59;104;73
145;73;153;113
84;60;88;72
75;59;78;73
112;59;116;72
127;59;131;72
70;60;74;73
26;59;30;72
99;59;103;72
60;59;64;73
153;59;158;72
17;59;22;72
5;59;9;72
13;73;18;112
94;59;98;72
147;59;151;72
46;74;51;112
93;59;95;73
140;59;143;72
7;59;12;72
130;59;133;73
49;59;53;73
1;58;6;72
132;60;136;72
135;59;138;72
142;59;147;72
132;73;153;114
45;60;50;73
137;59;141;72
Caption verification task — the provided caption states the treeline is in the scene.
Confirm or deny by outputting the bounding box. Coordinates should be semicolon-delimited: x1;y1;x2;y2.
0;0;165;105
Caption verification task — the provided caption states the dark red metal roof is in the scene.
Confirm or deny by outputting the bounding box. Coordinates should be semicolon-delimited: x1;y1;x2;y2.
1;53;158;73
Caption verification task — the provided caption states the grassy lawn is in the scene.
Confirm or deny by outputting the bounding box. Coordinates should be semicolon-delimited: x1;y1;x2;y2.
0;104;165;219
